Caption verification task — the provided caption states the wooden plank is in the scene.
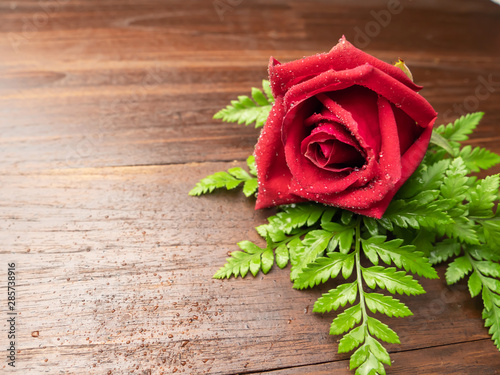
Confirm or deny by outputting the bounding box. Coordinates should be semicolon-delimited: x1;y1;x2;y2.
1;0;500;374
255;339;500;375
0;0;499;171
0;162;498;373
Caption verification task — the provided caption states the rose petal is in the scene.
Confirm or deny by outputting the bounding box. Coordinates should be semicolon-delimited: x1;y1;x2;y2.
355;123;434;218
281;63;436;132
284;93;379;195
320;87;382;157
269;37;419;97
292;97;403;215
301;123;365;172
254;96;305;209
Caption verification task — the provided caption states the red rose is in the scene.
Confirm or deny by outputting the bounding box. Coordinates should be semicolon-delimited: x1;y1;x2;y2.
254;37;437;219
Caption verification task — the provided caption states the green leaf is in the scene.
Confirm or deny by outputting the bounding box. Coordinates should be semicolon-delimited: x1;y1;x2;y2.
314;282;358;313
364;293;413;317
213;80;274;128
213;241;272;279
275;243;289;269
262;79;275;103
411;229;436;257
468;271;482;298
322;221;355;253
367;317;400;344
435;112;484;144
189;171;241;196
459;146;500;173
342;252;356;279
349;342;370;370
242;178;258;197
261;248;274;274
251;86;270;106
445;256;472;284
383;198;452;230
397;159;450;199
468;245;500;262
483;220;500;248
468;174;500;217
227;167;251;180
440;215;480;245
321;208;337;226
430;131;456;155
293;252;352;289
428;239;461;265
247;155;257;176
339;325;366;353
361;266;425;296
483;277;500;294
363;217;379;236
290;230;333;281
362;236;438;279
365;336;391;365
267;204;326;238
350;338;390;374
475;261;500;278
483;304;500;350
355;352;386;375
440;157;470;202
341;210;355;225
330;304;362;335
190;162;257;196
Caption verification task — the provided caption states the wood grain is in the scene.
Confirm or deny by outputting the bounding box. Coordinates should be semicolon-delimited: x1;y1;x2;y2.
1;0;500;374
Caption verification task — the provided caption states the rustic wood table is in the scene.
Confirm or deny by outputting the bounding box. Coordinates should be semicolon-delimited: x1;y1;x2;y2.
1;0;500;374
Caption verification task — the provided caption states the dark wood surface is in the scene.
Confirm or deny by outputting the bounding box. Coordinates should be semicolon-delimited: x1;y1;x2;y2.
1;1;500;374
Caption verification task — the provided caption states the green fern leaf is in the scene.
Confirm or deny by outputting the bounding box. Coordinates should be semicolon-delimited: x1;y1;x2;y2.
440;214;480;245
189;171;241;195
440;157;470;202
339;325;366;353
475;261;500;278
247;155;257;176
289;230;333;281
468;174;500;217
468;271;483;298
361;266;425;296
350;344;386;374
445;256;472;284
313;282;358;313
482;220;500;248
468;245;500;262
362;236;438;279
261;79;275;103
350;336;391;373
367;317;400;344
428;239;461;265
364;293;413;317
260;204;327;242
275;243;289;269
323;222;355;254
383;198;452;230
189;164;257;196
434;112;484;144
398;159;450;199
483;304;500;350
330;304;362;335
213;80;274;128
293;252;353;289
459;146;500;173
213;241;273;279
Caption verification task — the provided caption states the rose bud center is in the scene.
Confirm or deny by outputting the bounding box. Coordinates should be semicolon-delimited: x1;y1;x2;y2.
301;122;366;172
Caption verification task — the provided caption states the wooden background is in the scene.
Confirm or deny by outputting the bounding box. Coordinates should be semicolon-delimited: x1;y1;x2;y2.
1;0;500;374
